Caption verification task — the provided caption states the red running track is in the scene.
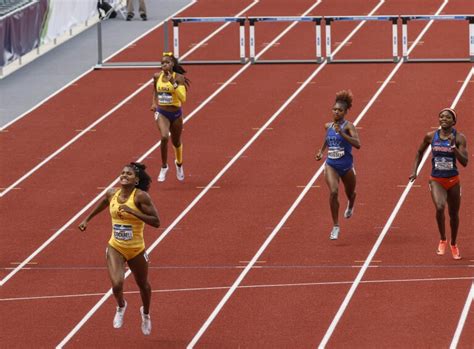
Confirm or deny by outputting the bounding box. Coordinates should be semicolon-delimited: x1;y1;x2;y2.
0;0;472;348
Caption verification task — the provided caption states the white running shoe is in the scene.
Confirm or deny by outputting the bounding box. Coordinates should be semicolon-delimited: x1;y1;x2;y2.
140;306;152;335
330;226;340;240
175;161;184;181
344;202;354;219
113;300;127;329
157;165;169;182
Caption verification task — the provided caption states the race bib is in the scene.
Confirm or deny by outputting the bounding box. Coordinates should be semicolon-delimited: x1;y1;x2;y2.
158;92;173;105
113;224;133;241
434;157;454;170
328;148;345;159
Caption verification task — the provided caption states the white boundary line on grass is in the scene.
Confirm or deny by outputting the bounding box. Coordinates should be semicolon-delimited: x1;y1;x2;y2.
0;0;197;132
319;66;473;348
55;2;325;347
0;0;258;198
450;281;474;348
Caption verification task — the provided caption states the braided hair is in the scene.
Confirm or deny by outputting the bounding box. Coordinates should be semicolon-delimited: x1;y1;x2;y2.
335;90;353;110
128;162;151;192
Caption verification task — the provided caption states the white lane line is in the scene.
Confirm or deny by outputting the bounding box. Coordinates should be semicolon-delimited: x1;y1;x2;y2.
450;281;474;349
0;1;261;285
2;276;473;303
0;0;197;131
54;1;325;347
0;0;259;198
186;0;389;347
319;66;473;348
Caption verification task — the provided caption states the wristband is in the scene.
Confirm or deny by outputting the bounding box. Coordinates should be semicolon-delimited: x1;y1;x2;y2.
173;82;178;89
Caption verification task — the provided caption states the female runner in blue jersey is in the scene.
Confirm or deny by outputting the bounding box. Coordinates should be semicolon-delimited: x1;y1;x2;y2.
151;52;190;182
316;90;360;240
409;108;468;259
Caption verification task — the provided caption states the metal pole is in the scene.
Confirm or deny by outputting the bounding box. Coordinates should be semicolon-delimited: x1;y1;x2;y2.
97;20;103;65
249;19;256;63
315;18;322;63
239;19;246;63
163;20;169;52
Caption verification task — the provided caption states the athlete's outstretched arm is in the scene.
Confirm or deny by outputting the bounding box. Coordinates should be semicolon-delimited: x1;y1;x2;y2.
78;189;115;231
409;132;432;181
315;123;330;161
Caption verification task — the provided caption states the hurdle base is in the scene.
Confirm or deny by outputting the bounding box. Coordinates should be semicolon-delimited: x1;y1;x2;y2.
252;59;325;64
403;58;473;63
327;58;400;64
95;62;162;69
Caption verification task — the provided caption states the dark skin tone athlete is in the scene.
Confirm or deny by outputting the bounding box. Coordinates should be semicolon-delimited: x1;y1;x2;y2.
316;101;360;226
150;55;186;169
409;111;468;245
78;165;160;314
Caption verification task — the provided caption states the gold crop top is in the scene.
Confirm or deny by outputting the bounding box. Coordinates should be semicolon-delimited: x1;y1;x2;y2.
155;72;186;107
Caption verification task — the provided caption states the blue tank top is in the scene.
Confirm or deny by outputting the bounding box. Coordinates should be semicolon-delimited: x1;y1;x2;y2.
431;129;458;178
326;120;353;167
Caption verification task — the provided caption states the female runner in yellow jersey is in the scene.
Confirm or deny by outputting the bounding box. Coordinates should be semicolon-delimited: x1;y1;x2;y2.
151;52;190;182
78;162;160;335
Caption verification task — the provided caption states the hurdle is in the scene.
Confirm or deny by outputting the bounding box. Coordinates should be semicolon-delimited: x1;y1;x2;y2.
248;16;323;64
171;17;247;64
324;16;399;63
401;15;474;62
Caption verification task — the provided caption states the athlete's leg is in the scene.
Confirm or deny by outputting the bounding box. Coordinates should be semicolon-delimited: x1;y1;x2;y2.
128;251;151;314
446;183;461;245
170;117;183;164
106;246;127;307
341;168;357;213
156;115;171;167
429;180;448;241
324;164;340;226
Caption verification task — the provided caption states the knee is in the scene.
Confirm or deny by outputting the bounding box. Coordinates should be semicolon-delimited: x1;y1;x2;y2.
111;279;124;294
448;209;459;219
329;190;338;200
138;281;151;293
161;135;169;143
435;204;445;214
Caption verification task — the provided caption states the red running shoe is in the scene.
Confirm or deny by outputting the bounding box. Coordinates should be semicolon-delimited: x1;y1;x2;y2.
436;240;447;255
450;244;461;260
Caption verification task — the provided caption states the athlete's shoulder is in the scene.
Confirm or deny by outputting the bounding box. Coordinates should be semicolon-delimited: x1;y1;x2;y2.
134;189;152;202
425;130;437;142
105;188;119;200
324;122;332;129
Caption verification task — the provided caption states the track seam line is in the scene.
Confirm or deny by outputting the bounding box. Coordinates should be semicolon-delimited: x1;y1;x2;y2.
0;0;197;131
0;0;258;198
0;1;261;285
3;276;473;303
186;0;389;347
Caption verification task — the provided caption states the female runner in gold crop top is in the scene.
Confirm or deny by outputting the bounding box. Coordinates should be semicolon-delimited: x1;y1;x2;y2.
151;52;190;182
78;162;160;335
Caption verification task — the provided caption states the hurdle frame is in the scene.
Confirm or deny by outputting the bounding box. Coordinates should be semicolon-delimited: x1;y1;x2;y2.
172;17;247;64
324;15;399;63
401;15;474;62
248;16;324;64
